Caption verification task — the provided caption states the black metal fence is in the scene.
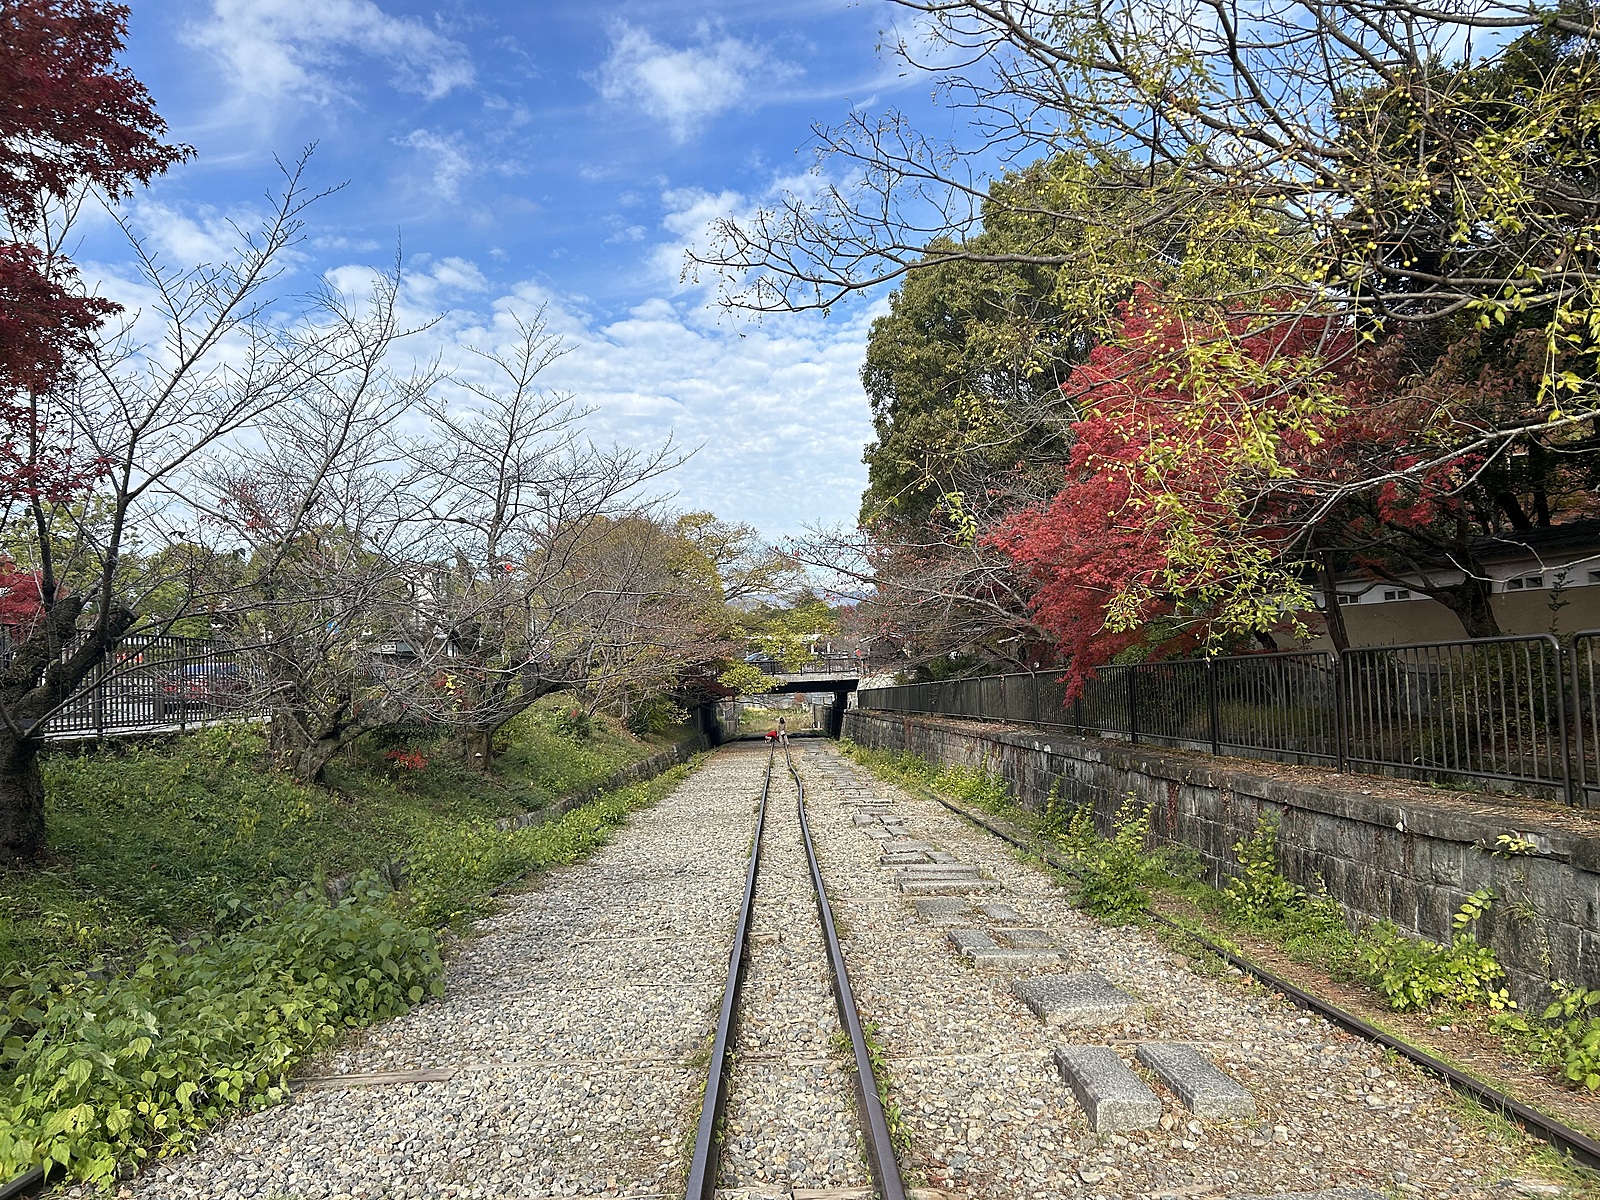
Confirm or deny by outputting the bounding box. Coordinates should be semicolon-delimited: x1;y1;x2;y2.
22;633;263;740
858;632;1600;807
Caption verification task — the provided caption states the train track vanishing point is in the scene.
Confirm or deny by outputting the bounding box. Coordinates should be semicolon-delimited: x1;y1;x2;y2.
684;742;908;1200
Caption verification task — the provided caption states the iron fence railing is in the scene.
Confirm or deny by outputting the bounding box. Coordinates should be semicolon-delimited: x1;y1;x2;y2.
41;633;264;739
0;627;266;740
859;632;1600;807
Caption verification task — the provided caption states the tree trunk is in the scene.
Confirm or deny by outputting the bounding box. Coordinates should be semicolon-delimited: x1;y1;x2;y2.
1435;576;1503;639
1317;551;1350;653
294;736;346;784
458;726;493;771
0;732;46;865
269;707;309;768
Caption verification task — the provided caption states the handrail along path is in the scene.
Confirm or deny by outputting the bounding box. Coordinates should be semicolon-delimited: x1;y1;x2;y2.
684;741;908;1199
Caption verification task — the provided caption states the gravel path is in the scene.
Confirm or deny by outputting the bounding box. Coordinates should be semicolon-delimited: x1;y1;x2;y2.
715;748;867;1195
792;741;1557;1200
54;738;1567;1200
74;746;768;1200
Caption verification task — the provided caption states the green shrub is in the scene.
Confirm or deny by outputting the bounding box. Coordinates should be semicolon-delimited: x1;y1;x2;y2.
553;705;592;742
1355;889;1512;1012
1067;795;1157;921
0;878;442;1187
1493;982;1600;1090
1223;816;1304;923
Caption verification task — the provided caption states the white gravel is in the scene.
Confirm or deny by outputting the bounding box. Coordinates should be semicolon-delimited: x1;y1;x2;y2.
794;741;1560;1200
59;739;1567;1200
716;749;866;1193
71;746;768;1200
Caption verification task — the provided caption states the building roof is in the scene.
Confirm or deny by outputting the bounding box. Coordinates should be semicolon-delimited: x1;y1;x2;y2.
1471;519;1600;564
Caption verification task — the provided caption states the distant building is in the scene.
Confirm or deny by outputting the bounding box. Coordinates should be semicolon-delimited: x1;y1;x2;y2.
1304;520;1600;648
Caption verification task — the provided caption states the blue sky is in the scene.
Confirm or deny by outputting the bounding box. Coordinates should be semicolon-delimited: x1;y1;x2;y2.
85;0;962;539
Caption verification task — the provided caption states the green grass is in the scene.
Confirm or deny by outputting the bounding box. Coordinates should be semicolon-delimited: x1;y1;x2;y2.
1;698;689;973
0;699;701;1187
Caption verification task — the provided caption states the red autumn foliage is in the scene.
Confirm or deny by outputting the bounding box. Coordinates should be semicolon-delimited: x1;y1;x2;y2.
0;559;46;631
987;288;1349;695
0;0;189;500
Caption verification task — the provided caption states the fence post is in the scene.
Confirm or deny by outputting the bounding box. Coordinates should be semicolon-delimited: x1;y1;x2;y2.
1573;635;1591;809
1554;635;1577;807
1333;650;1348;774
1127;669;1139;745
1206;658;1221;756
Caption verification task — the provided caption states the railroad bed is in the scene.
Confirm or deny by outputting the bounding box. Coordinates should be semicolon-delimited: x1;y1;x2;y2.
74;741;1564;1200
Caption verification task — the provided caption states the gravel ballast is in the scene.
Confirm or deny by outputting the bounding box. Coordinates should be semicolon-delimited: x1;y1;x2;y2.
70;746;767;1200
791;741;1563;1200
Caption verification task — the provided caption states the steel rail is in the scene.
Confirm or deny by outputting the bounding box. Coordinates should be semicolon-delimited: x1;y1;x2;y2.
786;743;909;1200
683;743;774;1200
911;780;1600;1176
0;1168;44;1200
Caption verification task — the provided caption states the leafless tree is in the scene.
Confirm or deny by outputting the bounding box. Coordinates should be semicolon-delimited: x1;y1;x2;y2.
0;154;331;861
190;263;443;783
403;313;704;767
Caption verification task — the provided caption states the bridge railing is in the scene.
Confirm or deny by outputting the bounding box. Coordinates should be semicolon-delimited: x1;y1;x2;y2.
744;654;890;677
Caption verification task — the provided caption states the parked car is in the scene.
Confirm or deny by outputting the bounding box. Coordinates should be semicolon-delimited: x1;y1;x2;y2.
159;662;252;709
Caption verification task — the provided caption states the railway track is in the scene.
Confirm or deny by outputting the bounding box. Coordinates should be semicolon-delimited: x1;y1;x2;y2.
13;738;1588;1199
686;740;906;1199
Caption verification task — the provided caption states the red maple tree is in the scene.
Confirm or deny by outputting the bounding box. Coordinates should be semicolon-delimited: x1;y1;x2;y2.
0;0;190;503
987;287;1349;694
0;0;189;865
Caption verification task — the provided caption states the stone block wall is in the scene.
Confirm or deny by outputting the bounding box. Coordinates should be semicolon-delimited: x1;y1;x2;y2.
844;708;1600;1004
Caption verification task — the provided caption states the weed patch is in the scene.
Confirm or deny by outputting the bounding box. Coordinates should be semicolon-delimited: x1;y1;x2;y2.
0;710;696;1187
1493;983;1600;1090
1355;890;1511;1013
0;877;441;1186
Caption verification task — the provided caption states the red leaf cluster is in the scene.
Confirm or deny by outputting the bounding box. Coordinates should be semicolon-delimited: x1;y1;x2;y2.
987;288;1347;694
0;558;45;630
383;749;428;772
0;0;188;500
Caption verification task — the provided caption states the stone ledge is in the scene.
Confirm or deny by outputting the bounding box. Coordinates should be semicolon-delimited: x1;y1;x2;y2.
851;709;1600;867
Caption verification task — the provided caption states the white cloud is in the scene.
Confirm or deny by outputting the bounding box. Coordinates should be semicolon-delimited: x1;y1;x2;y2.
117;198;251;267
398;128;474;201
188;0;474;108
408;273;881;539
645;186;752;293
596;23;792;142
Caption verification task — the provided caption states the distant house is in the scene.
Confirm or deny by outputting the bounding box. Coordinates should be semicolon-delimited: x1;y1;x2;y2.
1304;520;1600;649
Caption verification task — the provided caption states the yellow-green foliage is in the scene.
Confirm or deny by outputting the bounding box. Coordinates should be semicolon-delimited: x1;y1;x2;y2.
1356;889;1512;1012
719;662;780;696
1494;982;1600;1091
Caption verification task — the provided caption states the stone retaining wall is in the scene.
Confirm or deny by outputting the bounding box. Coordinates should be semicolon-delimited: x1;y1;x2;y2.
844;708;1600;1003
